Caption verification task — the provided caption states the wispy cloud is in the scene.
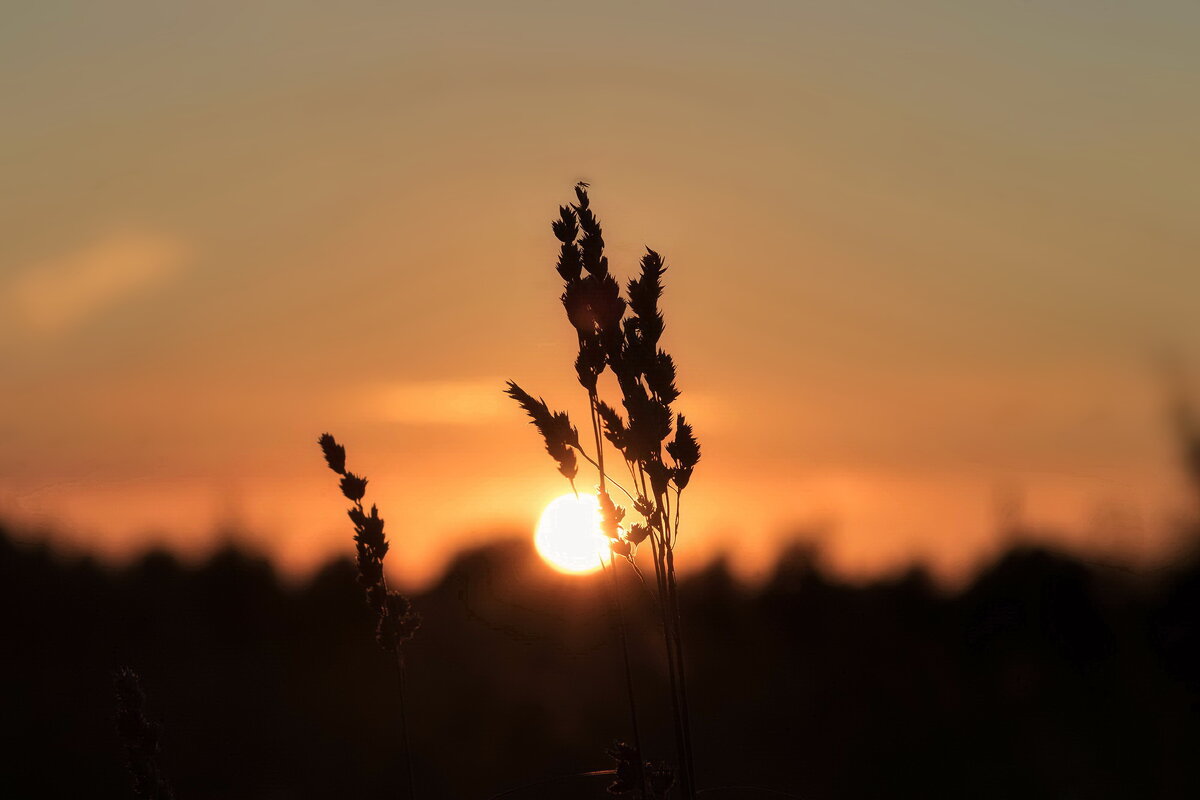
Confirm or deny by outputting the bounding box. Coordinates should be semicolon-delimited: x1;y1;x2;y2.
5;230;187;336
367;379;511;425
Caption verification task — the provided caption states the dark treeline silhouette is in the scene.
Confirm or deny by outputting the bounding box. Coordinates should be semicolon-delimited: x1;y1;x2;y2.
5;524;1200;799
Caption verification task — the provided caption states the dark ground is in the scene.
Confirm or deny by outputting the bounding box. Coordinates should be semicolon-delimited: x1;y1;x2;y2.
4;524;1200;799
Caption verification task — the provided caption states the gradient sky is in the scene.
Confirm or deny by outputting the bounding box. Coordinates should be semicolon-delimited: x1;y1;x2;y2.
3;1;1199;586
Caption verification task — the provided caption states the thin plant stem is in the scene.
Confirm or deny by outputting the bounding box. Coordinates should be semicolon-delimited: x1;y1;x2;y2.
602;555;647;799
361;493;417;800
662;490;672;546
378;576;417;800
674;487;682;542
394;652;417;800
591;386;647;797
572;446;638;503
650;533;693;800
651;487;696;799
665;545;697;797
625;457;641;487
627;554;650;590
589;390;607;493
319;435;421;800
666;487;697;793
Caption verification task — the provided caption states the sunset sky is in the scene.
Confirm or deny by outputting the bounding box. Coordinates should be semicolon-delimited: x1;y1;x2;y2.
3;2;1199;586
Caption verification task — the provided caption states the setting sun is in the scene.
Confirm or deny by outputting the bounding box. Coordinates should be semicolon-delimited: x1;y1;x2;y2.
534;493;612;574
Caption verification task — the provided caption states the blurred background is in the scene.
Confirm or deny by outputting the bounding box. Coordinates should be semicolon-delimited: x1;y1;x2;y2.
8;529;1200;798
4;1;1200;797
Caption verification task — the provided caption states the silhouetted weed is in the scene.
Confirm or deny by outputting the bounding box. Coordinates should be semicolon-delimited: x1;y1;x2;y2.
318;432;420;798
507;184;703;799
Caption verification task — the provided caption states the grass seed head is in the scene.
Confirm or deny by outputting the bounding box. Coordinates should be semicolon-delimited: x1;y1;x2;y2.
318;432;347;474
644;459;671;498
377;591;421;652
574;186;610;279
317;435;419;654
355;542;384;588
627;249;666;348
667;415;701;489
626;523;650;546
575;332;606;392
598;490;625;542
339;472;368;502
552;204;579;244
596;400;629;453
557;242;583;284
645;349;679;405
504;381;581;482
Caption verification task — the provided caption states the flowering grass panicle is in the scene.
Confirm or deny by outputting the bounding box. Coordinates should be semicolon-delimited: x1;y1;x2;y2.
502;383;581;487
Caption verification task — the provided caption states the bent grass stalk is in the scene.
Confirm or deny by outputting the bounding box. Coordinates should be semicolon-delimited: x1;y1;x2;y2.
505;184;702;800
317;433;421;800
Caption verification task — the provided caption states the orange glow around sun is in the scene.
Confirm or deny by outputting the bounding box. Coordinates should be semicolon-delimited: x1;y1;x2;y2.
534;493;612;574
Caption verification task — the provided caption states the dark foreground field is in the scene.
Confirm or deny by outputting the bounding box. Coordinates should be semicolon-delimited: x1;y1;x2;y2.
5;526;1200;799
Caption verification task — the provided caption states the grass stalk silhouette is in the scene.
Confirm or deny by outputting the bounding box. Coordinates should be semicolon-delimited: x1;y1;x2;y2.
113;667;175;800
317;433;421;800
506;184;702;799
601;553;648;797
